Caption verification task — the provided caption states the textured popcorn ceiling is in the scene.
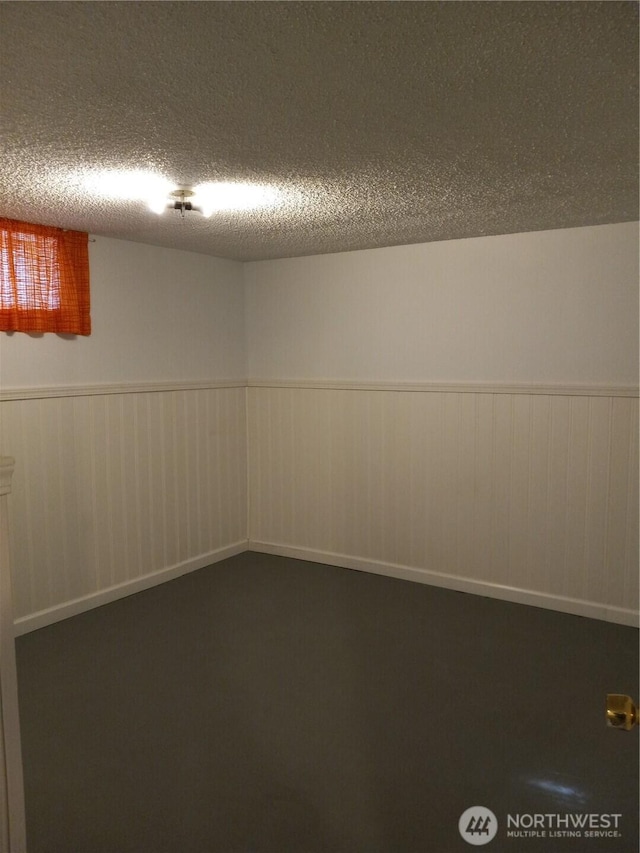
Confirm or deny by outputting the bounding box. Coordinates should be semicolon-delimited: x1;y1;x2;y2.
0;1;637;262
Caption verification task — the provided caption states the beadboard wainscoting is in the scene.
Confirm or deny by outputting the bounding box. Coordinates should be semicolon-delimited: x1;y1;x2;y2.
247;383;639;626
0;384;248;633
2;380;638;631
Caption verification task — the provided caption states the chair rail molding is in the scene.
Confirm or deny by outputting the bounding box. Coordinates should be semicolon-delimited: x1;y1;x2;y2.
0;457;27;852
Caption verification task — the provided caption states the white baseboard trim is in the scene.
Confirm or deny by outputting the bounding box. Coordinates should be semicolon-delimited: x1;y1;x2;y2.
249;541;640;627
2;380;638;402
13;541;249;636
14;540;638;634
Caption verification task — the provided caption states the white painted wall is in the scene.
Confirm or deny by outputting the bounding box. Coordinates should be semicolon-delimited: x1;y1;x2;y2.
0;237;246;388
245;223;639;386
0;237;248;630
1;224;638;628
245;222;639;624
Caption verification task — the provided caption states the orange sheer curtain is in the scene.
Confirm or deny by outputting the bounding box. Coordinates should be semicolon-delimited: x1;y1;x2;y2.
0;218;90;335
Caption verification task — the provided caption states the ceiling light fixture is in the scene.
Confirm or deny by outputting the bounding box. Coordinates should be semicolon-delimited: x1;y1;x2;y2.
80;170;280;218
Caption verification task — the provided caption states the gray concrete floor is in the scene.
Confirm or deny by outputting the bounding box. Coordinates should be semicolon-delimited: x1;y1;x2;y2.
15;553;639;852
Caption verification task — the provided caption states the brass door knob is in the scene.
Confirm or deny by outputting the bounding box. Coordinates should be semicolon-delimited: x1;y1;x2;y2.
606;694;639;730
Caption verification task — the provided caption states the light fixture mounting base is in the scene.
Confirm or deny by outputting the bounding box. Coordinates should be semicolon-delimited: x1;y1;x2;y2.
169;189;195;201
170;188;196;217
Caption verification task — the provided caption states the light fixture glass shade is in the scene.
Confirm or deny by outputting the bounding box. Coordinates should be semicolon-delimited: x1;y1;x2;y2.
82;170;176;207
193;182;280;216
